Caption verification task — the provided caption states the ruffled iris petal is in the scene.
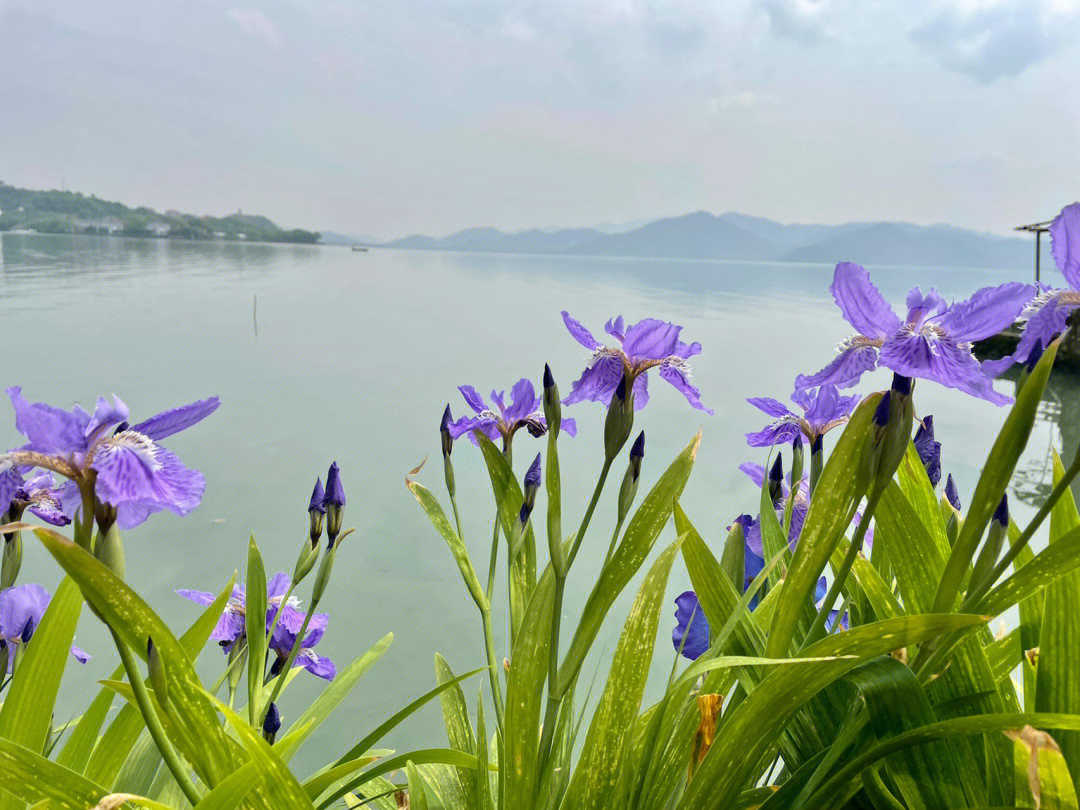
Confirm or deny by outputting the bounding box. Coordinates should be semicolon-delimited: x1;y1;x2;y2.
659;364;713;414
563;354;622;406
794;342;880;391
129;397;220;442
5;387;90;456
747;397;792;419
622;318;682;363
745;421;801;448
561;311;602;350
830;262;901;340
879;331;1010;405
92;441;206;522
936;282;1034;343
1051;202;1080;290
296;649;337;680
0;583;51;641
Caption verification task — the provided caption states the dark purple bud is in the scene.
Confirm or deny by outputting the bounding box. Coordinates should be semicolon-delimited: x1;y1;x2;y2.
263;701;281;742
945;473;961;511
630;431;645;459
1026;339;1045;372
734;514;754;532
308;477;326;515
323;462;345;508
993;493;1009;526
768;453;783;503
518;501;531;525
811;434;823;455
524;453;542;491
440;405;454;457
913;415;941;487
873;391;891;428
890;373;912;397
614;375;627;403
269;656;285;677
543;363;561;432
19;617;35;644
543;363;555;391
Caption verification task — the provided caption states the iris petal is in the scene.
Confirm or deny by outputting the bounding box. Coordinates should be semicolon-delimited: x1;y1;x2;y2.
936;282;1034;343
672;590;710;660
563;354;623;406
622;318;682;362
129;397;220;442
795;342;880;391
830;263;901;340
1051;202;1080;289
561;311;602;350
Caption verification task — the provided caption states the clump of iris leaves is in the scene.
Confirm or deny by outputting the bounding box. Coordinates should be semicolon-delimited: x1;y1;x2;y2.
1;203;1080;810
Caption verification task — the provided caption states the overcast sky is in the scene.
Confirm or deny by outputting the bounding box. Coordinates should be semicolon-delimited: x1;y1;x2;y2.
1;1;1078;238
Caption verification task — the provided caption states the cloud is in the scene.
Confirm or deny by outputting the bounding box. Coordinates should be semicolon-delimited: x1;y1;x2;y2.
228;8;282;49
911;0;1078;83
761;0;831;44
500;19;537;41
707;92;780;116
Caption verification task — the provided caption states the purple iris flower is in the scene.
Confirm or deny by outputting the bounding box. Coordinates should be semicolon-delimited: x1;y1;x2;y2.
0;584;90;668
746;385;858;449
795;263;1033;405
983;203;1080;376
177;572;309;654
815;577;849;631
561;312;713;414
739;462;809;555
672;590;710;660
449;378;576;445
13;472;73;527
269;613;336;681
913;416;941;487
1;388;219;529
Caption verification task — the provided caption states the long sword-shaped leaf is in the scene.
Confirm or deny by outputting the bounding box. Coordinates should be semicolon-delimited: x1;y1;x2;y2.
562;540;681;810
557;433;699;695
934;337;1058;614
245;533;268;727
0;737;108;809
766;394;877;657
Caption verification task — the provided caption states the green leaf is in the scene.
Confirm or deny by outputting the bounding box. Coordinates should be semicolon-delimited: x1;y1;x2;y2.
407;760;430;810
1036;449;1080;787
245;533;268;727
0;737;107;809
407;477;487;609
557;433;699;695
562;540;681;810
318;749;481;810
766;393;877;657
194;762;259;810
30;526;241;789
975;525;1080;619
434;653;477;803
934;337;1059;614
677;613;987;809
83;574;234;785
474;689;493;810
331;666;487;767
277;632;393;764
504;565;556;808
301;754;382;800
0;574;82;810
209;693;315;809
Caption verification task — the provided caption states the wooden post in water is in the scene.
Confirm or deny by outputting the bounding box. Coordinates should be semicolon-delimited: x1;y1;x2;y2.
1015;219;1052;285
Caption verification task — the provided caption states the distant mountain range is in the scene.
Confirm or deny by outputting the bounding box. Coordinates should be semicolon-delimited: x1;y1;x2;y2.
379;211;1033;270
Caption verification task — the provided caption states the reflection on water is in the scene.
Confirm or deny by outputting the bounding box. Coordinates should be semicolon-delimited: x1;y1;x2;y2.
1012;369;1080;506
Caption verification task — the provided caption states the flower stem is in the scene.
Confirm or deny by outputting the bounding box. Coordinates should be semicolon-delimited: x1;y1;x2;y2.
566;457;614;570
603;516;625;567
480;606;505;734
110;629;202;806
259;600;317;726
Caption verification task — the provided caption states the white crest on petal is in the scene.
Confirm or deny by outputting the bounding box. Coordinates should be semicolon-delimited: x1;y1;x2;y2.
99;430;163;472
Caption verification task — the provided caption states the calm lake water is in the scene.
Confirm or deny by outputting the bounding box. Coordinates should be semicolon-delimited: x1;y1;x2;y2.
0;233;1073;774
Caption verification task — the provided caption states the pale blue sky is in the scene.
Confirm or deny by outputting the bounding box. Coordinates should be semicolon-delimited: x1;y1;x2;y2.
1;0;1077;238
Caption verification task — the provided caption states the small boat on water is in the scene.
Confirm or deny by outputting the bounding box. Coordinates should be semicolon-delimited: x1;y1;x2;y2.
351;245;368;252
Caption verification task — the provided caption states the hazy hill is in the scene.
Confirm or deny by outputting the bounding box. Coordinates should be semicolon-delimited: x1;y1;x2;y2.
383;210;1033;270
0;182;320;244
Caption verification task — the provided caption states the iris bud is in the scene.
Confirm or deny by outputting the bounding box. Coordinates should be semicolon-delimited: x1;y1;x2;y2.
972;494;1008;589
94;524;126;580
520;454;541;525
312;527;352;605
323;462;346;547
20;617;35;644
0;641;7;679
768;453;784;505
307;477;326;545
617;431;645;525
441;406;457;498
719;515;749;591
147;637;169;709
789;435;804;492
263;702;281;744
866;376;914;496
944;473;962;512
604;375;635;461
1;516;23;590
543;364;562;437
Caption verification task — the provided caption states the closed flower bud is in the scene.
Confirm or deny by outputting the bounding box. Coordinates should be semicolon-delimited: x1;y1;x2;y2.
768;453;784;505
604;375;635;461
542;364;562;436
944;473;962;512
0;641;7;679
322;462;346;547
1;529;22;591
789;435;804;491
147;637;169;709
993;492;1009;527
617;431;646;525
19;617;35;644
263;701;281;744
308;477;325;545
440;405;454;458
972;493;1008;589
